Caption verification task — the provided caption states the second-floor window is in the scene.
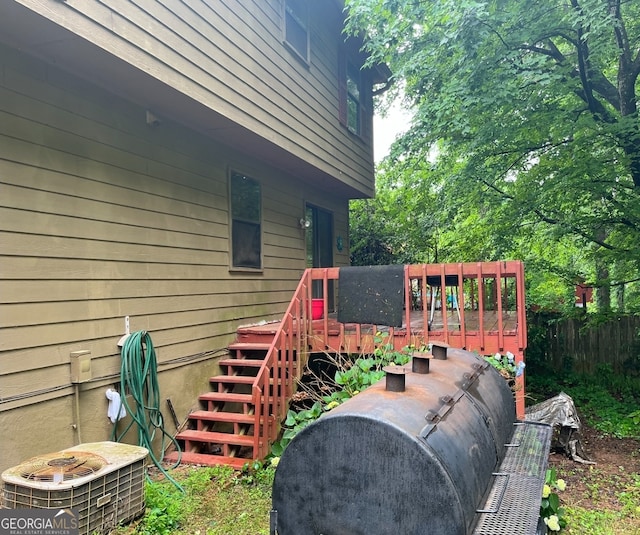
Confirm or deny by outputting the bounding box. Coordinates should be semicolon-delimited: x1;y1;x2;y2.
284;0;308;62
346;62;362;135
339;50;367;138
230;172;262;270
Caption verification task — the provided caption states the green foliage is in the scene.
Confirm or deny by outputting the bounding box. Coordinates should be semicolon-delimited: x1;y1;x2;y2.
619;474;640;518
270;401;323;456
137;467;233;534
334;348;410;395
564;504;640;535
115;464;274;535
484;352;516;376
271;337;415;456
540;468;567;532
180;465;233;495
527;367;640;439
345;0;640;313
140;480;184;535
349;198;396;265
238;460;276;487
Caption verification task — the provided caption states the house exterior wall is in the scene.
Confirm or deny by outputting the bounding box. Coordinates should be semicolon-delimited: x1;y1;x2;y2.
4;0;376;197
0;43;351;472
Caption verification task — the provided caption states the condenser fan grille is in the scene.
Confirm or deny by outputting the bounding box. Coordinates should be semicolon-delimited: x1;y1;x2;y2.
17;451;106;481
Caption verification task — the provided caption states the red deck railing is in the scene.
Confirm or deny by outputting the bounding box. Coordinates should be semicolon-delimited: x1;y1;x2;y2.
250;261;527;459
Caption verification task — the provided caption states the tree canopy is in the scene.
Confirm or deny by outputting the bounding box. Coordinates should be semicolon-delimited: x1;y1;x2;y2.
346;0;640;312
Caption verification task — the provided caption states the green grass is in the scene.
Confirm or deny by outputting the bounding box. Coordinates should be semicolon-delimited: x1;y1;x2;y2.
564;507;640;535
112;464;274;535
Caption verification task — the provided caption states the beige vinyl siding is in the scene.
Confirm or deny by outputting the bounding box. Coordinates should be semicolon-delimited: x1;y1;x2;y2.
12;0;375;197
0;44;350;471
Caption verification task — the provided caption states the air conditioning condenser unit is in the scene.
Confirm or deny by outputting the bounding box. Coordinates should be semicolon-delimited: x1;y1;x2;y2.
1;441;148;535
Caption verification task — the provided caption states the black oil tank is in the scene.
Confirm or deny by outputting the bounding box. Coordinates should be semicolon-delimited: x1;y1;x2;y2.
271;347;515;535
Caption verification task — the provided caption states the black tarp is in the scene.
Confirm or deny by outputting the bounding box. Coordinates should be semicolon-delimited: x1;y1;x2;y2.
337;265;405;327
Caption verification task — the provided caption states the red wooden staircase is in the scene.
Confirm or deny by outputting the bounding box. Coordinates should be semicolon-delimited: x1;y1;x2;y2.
165;337;279;469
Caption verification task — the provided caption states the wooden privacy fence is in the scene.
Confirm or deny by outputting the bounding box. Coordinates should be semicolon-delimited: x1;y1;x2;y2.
545;316;640;374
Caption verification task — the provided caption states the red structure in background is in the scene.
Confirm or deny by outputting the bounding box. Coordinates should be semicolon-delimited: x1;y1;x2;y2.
575;282;594;309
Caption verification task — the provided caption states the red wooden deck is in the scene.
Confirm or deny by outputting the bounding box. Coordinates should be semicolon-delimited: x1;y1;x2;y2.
241;310;519;354
244;261;527;457
170;261;529;467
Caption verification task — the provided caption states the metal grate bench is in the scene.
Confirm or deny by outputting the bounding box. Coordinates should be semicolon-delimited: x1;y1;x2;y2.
474;421;553;534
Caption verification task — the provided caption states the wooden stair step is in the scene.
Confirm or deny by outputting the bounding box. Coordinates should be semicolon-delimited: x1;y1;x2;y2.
236;323;279;335
198;392;274;405
218;358;265;368
177;429;255;447
199;391;254;404
209;375;256;385
188;410;254;425
227;342;272;351
164;451;250;470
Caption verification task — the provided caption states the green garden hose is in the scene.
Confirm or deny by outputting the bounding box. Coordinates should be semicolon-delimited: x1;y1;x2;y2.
113;330;184;492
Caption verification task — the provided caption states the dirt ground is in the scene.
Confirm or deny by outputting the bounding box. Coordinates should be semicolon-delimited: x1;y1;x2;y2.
547;423;640;513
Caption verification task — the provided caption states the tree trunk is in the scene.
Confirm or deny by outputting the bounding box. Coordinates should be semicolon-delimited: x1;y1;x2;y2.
595;229;611;313
612;0;640;187
616;283;625;312
596;265;611;313
617;78;640;187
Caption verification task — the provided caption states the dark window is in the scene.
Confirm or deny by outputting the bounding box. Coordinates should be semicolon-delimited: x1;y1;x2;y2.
230;172;261;269
285;0;308;61
339;48;367;138
347;62;362;135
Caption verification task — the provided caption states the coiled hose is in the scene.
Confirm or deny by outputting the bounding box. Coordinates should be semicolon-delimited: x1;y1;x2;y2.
112;330;184;492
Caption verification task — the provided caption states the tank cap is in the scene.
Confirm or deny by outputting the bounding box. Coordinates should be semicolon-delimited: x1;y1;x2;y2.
411;352;431;374
383;366;408;392
424;410;438;422
431;341;449;360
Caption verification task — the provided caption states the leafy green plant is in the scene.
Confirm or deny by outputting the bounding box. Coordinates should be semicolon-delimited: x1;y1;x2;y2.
238;460;276;487
139;478;185;534
484;351;517;376
334;356;386;394
540;468;567;532
565;508;631;535
133;466;240;534
334;335;413;396
271;337;417;456
270;401;323;456
112;464;274;535
180;465;232;495
619;474;640;518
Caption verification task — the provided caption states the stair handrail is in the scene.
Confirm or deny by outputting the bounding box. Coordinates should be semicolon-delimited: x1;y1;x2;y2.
251;269;315;459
